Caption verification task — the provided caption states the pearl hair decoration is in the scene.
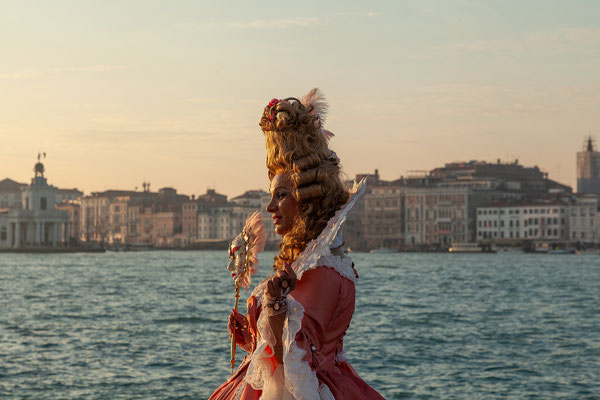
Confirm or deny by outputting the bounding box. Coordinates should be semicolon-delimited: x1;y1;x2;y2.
328;150;340;164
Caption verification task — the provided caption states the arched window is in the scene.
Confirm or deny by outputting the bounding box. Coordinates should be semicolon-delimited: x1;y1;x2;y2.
0;227;6;241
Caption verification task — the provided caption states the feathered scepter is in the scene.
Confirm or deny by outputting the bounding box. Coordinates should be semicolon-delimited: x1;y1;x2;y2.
226;211;266;374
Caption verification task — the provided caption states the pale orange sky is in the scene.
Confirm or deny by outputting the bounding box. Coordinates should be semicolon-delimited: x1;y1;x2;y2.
1;1;598;198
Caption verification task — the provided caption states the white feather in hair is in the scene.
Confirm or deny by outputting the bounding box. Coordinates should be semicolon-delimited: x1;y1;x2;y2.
322;129;335;141
301;88;334;141
301;88;329;125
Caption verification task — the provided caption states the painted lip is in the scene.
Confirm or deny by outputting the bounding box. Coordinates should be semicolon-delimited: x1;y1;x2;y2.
273;216;281;224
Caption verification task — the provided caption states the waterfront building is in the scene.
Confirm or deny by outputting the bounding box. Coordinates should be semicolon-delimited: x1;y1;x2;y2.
343;165;545;250
362;183;404;250
56;188;83;203
404;186;470;246
232;190;278;245
183;189;276;246
344;170;400;252
182;198;200;239
577;136;600;194
231;190;267;208
568;194;599;243
477;193;600;245
152;210;182;247
127;203;142;242
107;196;130;244
477;202;569;243
138;206;155;244
0;178;27;208
0;161;69;249
196;203;254;241
55;201;81;244
197;203;231;240
79;187;188;245
431;159;571;195
182;189;229;242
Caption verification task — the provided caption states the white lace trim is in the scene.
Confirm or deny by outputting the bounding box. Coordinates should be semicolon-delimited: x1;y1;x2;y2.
246;295;325;399
314;254;357;284
319;383;335;400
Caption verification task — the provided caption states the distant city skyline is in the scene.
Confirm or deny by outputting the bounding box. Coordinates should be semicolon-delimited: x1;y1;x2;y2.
2;1;598;197
0;152;580;199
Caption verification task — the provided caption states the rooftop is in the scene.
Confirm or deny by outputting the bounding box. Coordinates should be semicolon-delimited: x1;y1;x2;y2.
0;178;27;192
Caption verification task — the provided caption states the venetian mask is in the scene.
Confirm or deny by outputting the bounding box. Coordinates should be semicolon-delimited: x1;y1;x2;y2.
227;233;247;279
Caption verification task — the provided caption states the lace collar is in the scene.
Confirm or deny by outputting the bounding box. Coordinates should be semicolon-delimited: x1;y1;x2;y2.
251;179;366;300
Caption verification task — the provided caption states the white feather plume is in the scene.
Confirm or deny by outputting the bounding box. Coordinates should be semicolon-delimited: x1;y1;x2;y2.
301;88;329;126
321;129;335;141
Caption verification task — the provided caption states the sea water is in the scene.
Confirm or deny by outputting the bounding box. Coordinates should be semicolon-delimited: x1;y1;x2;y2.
1;251;599;399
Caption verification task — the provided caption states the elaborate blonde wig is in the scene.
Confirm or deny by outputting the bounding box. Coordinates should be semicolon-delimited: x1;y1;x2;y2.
260;89;349;270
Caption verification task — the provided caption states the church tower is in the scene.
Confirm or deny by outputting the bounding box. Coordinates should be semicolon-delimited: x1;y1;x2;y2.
577;136;600;194
22;153;57;212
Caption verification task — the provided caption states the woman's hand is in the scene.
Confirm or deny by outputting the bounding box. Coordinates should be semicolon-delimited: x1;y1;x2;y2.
264;264;297;298
228;309;252;353
263;264;297;364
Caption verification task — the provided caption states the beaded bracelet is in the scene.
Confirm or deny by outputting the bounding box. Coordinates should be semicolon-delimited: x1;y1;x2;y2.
264;295;288;315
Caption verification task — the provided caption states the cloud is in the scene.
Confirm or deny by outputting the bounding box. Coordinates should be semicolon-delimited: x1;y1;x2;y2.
227;17;321;29
0;65;128;80
414;27;600;59
51;65;128;73
0;70;42;80
181;96;258;105
175;17;322;31
335;11;379;18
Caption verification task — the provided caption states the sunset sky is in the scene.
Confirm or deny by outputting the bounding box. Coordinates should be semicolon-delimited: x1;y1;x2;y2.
1;0;599;198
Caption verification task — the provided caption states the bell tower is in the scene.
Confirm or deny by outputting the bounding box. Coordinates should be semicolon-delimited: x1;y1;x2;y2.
577;136;600;194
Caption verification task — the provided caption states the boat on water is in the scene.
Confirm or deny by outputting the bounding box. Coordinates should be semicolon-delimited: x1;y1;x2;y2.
106;243;155;252
448;242;497;253
369;248;397;254
523;241;578;254
548;248;578;255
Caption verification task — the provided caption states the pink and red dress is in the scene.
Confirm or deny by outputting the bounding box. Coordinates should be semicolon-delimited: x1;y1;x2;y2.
209;180;384;399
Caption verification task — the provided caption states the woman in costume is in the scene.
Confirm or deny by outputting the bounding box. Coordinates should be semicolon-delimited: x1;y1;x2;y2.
209;89;384;399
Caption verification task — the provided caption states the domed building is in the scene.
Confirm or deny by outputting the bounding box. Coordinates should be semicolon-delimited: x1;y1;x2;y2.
0;160;71;249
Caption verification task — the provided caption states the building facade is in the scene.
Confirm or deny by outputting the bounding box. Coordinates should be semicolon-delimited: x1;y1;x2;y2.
404;187;470;246
0;178;28;209
55;201;81;244
568;195;599;243
0;162;69;249
361;183;404;250
79;187;188;245
477;202;569;243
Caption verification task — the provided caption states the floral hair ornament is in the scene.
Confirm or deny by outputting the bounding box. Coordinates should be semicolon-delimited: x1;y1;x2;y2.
267;98;280;121
226;211;267;374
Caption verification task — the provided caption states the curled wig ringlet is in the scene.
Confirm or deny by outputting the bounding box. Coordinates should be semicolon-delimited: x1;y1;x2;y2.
260;88;349;271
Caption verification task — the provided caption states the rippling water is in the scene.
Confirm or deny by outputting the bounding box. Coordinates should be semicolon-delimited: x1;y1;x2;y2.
1;251;599;399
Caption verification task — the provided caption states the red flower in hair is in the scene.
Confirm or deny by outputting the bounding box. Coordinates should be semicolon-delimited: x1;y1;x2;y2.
267;98;280;121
